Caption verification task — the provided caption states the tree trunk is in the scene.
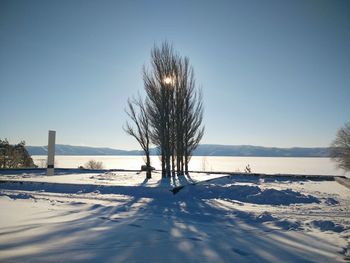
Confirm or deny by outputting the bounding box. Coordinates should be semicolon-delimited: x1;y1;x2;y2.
146;153;152;179
185;154;189;174
161;149;166;178
176;154;181;175
171;151;175;176
166;153;171;177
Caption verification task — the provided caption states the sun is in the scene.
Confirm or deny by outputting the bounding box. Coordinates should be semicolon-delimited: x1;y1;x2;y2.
164;77;173;85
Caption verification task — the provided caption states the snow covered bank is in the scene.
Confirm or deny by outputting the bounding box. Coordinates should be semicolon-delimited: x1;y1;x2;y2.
0;171;349;262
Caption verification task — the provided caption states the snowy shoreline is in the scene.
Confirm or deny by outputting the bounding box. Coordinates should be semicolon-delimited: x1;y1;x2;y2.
0;167;347;179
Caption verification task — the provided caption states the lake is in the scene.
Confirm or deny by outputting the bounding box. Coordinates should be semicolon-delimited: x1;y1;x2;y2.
32;155;350;177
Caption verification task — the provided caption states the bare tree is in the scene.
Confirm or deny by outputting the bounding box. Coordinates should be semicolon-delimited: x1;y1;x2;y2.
330;122;350;171
142;42;204;177
143;42;178;178
124;96;152;178
84;160;103;169
125;42;204;177
182;69;204;174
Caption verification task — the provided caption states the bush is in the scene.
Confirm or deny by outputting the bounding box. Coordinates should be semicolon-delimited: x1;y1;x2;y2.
84;160;103;169
141;165;155;171
0;139;36;168
244;164;252;173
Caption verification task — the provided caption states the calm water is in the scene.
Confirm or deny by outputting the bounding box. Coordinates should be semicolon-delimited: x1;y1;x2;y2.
32;155;349;176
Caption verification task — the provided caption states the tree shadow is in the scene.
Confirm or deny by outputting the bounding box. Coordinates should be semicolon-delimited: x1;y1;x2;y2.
183;173;195;184
139;176;149;186
0;179;346;263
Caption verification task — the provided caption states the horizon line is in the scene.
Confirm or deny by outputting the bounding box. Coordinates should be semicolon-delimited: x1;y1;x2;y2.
26;143;331;150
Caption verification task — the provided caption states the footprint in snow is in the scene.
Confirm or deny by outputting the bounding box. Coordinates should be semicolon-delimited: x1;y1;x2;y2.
99;216;120;222
154;229;168;233
128;223;142;228
187;237;202;242
231;248;250;256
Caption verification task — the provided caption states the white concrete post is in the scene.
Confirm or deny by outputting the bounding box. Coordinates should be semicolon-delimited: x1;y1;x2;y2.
47;130;56;176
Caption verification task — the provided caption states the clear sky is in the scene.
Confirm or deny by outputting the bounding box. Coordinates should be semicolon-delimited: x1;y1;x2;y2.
1;0;349;150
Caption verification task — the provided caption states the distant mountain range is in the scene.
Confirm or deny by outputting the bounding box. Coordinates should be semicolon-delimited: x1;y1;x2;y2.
26;144;330;157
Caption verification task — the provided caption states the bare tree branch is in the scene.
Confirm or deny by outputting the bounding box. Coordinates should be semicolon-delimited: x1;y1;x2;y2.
330;122;350;171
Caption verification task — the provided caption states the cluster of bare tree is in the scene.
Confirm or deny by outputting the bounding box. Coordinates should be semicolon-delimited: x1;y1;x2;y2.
330;122;350;171
0;139;36;168
84;159;104;170
125;42;204;178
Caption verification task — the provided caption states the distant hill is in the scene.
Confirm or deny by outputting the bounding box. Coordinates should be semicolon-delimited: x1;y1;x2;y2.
26;144;330;157
26;144;143;156
193;144;329;157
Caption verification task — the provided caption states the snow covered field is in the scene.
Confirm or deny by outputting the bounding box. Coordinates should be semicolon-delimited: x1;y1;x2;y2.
1;170;349;262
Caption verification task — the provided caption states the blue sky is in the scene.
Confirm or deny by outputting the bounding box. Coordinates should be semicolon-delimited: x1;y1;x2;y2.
1;0;349;149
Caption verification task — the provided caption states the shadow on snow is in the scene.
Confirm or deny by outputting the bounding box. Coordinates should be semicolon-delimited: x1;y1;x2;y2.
0;174;344;263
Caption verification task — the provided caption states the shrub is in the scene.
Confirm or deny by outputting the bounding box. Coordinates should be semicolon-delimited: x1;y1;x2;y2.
84;160;103;170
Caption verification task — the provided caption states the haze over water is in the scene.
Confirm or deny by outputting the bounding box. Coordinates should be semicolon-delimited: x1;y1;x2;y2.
32;155;349;177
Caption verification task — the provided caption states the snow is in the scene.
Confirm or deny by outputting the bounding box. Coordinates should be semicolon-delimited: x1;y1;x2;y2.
0;170;349;262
